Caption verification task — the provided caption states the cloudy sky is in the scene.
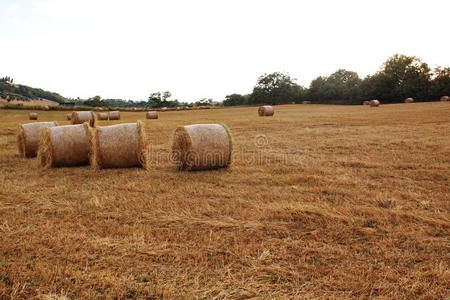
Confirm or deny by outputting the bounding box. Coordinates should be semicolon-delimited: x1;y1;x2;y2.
1;0;449;102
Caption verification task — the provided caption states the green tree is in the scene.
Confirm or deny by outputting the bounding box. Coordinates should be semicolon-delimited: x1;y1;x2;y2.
148;91;179;107
361;54;431;103
195;98;213;106
148;92;162;107
430;66;450;100
249;72;304;104
162;91;171;102
223;93;247;106
85;95;108;107
309;69;361;104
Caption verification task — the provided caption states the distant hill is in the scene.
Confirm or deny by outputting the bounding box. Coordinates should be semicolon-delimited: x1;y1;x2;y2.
0;78;67;104
4;99;60;107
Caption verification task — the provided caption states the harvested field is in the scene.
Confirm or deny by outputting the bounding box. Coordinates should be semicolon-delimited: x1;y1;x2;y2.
0;103;449;299
7;99;59;107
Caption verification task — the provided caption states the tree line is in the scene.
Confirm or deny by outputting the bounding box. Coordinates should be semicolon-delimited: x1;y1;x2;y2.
224;54;450;106
0;76;13;83
2;54;449;107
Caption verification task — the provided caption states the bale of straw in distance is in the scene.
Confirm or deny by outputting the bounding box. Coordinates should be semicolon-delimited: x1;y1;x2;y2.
146;111;158;119
98;112;109;120
171;124;232;171
17;122;57;158
89;121;148;169
38;124;90;168
108;111;120;120
71;111;96;127
42;105;50;111
370;100;380;107
66;113;72;120
440;96;449;102
258;105;274;116
29;112;38;120
302;101;311;104
405;97;414;103
363;100;370;105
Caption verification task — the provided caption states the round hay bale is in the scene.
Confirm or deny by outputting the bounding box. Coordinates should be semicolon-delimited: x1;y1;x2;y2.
17;122;57;158
98;112;109;120
38;124;90;168
258;105;274;116
302;101;311;104
370;100;380;107
146;111;158;119
171;124;232;171
29;112;38;120
89;121;148;169
363;100;370;105
405;97;414;103
66;113;72;120
108;111;120;120
71;111;96;127
42;105;50;111
440;96;449;102
161;107;168;112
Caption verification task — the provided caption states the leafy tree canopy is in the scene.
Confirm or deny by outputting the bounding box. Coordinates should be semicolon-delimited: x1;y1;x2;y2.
430;66;450;100
361;54;431;103
309;69;361;104
84;95;108;107
148;91;180;108
223;94;248;106
249;72;305;105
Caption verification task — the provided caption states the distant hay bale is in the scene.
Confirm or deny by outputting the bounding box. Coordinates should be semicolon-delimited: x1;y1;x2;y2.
302;101;311;104
108;111;120;120
71;111;96;127
363;101;370;105
17;122;57;158
161;107;168;112
171;124;232;171
89;121;148;169
258;105;274;116
146;111;158;119
370;100;380;107
440;96;449;102
38;124;90;168
29;112;38;120
98;112;109;120
66;113;72;120
42;105;50;111
405;97;414;103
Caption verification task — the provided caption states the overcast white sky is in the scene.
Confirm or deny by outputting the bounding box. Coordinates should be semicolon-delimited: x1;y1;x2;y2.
1;0;449;102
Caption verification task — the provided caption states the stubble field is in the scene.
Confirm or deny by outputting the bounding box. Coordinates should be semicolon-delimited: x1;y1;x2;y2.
0;103;449;299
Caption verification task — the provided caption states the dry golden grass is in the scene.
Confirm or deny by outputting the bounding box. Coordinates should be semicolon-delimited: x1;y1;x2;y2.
0;103;449;299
